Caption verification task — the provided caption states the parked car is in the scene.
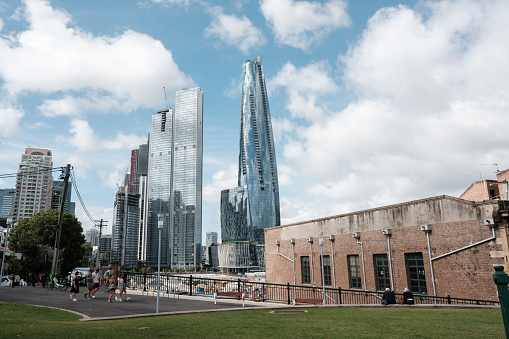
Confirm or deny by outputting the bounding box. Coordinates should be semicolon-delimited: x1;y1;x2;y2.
1;276;12;287
67;267;90;286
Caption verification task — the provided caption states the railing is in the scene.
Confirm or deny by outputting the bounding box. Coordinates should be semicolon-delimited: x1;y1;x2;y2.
121;272;499;306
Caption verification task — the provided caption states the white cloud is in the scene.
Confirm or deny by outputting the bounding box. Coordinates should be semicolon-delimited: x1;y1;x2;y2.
205;6;266;53
277;0;509;219
68;118;147;152
203;163;238;203
0;0;194;117
269;61;339;121
0;103;24;137
260;0;350;51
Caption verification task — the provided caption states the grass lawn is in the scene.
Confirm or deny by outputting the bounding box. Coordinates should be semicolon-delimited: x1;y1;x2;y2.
0;303;504;338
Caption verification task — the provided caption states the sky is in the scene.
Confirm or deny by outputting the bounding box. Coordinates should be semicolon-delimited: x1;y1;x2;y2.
1;0;508;242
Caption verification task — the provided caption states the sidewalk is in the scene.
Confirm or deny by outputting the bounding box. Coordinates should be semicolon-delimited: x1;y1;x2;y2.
0;285;284;321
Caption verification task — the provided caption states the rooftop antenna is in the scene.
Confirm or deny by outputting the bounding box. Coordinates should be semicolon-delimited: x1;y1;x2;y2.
481;163;499;173
163;87;169;110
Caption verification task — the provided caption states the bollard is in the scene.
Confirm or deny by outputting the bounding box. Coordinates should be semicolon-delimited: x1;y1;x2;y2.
493;265;509;338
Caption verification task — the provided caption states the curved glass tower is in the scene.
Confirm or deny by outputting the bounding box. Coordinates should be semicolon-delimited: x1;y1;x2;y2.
238;56;280;243
220;57;280;272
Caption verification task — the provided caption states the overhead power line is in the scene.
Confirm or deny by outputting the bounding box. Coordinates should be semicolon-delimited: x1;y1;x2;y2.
0;167;66;179
70;170;96;225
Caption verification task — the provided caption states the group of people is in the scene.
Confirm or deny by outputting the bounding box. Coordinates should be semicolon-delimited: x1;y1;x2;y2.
381;287;414;305
69;268;130;303
108;272;130;302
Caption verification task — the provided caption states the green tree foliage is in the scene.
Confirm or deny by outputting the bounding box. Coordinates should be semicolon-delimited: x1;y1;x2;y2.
9;210;85;276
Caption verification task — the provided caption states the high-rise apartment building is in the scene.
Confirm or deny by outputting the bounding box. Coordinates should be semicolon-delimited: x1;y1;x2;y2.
142;87;203;269
220;57;280;272
12;147;53;224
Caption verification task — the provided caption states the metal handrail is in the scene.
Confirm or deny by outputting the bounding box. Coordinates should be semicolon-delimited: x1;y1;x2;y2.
121;271;499;306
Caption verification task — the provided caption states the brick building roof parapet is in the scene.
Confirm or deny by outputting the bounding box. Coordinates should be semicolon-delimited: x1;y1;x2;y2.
268;195;480;231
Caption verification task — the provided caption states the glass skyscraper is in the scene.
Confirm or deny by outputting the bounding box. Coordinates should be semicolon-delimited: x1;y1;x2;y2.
111;186;140;268
143;87;203;269
220;57;280;271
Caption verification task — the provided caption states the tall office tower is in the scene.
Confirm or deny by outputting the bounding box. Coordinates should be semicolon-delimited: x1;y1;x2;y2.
136;143;149;263
171;87;203;269
220;57;280;272
128;149;139;194
85;227;99;247
0;189;15;217
143;87;203;269
206;231;218;246
111;184;140;268
12;147;53;224
100;234;112;266
0;188;15;228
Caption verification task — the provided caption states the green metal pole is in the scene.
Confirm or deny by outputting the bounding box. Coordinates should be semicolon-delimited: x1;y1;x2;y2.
493;265;509;338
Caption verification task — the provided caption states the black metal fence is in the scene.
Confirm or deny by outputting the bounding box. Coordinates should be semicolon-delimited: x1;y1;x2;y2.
122;272;499;306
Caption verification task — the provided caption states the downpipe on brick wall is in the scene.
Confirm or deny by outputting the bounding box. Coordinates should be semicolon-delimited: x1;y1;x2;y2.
386;234;394;291
426;232;437;298
356;239;367;291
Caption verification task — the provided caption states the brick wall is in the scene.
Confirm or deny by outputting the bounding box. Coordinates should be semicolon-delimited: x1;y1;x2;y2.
265;196;503;301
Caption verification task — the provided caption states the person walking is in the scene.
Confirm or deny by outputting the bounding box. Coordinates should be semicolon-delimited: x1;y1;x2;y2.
103;266;111;286
381;287;396;305
115;273;125;302
85;268;94;299
107;275;116;303
69;271;80;302
91;269;100;298
119;273;131;301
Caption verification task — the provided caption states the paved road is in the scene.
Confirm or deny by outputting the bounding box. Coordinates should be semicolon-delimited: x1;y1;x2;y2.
0;285;282;321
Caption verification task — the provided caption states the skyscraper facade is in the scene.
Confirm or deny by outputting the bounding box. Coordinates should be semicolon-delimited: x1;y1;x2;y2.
51;180;73;214
171;87;203;269
0;189;14;217
220;57;280;272
206;231;218;246
143;87;203;269
12;147;53;224
111;186;140;268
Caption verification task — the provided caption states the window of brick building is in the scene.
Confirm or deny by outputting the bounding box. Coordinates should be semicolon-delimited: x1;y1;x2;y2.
301;256;311;284
405;252;427;294
321;255;332;286
348;255;362;289
374;254;391;291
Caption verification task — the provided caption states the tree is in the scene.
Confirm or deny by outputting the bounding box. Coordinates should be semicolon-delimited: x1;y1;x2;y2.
9;210;86;276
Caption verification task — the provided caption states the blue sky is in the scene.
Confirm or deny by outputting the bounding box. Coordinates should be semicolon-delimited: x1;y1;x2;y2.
1;0;508;242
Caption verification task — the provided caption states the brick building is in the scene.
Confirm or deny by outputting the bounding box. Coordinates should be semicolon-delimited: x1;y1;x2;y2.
265;195;509;301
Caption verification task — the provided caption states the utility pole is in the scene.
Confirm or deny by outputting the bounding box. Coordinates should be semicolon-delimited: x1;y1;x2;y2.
51;164;71;279
95;219;107;269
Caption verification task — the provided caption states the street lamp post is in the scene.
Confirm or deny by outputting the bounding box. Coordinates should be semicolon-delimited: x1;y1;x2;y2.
156;214;164;313
0;217;13;289
319;232;326;305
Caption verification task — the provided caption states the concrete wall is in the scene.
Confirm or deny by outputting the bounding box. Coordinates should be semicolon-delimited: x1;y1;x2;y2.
265;196;503;301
